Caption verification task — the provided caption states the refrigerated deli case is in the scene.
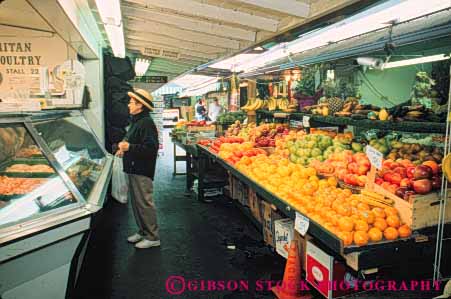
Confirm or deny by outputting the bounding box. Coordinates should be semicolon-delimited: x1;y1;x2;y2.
0;110;113;299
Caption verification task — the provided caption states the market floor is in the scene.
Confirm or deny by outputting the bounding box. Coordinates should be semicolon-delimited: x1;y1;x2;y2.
74;130;445;299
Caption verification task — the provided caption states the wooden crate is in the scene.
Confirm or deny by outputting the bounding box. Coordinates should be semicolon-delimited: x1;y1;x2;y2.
372;184;451;230
248;188;262;223
367;165;451;230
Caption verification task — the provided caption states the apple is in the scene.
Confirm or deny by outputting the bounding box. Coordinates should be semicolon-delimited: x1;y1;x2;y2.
406;166;416;179
399;159;414;169
357;175;367;187
356;165;370;175
422;161;439;175
375;178;384;185
400;178;411;188
395;187;409;198
412;179;432;194
389;173;403;185
390;162;401;170
393;167;407;178
431;176;441;190
388;184;398;194
413;165;433;180
383;159;395;169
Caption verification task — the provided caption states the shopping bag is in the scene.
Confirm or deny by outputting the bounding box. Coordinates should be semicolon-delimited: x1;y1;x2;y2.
112;156;128;204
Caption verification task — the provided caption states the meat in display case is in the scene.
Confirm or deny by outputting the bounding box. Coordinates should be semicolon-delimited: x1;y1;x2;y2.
0;111;113;299
0;111;113;241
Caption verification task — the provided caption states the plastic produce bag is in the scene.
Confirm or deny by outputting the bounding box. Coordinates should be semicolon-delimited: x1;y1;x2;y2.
112;156;128;204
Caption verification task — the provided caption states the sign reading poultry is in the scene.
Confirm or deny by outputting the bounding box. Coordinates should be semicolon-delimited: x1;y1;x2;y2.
0;37;75;94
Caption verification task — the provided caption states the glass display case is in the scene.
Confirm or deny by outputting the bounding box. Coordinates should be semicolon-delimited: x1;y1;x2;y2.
0;111;113;242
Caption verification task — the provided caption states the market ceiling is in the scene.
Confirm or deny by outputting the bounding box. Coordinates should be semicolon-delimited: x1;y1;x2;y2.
93;0;378;81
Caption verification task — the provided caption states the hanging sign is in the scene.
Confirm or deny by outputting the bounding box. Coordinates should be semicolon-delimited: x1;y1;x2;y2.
295;212;310;236
366;145;383;169
132;76;168;84
303;115;310;128
141;47;180;60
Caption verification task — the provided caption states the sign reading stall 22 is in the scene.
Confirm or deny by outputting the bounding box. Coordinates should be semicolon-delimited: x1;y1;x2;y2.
133;76;168;83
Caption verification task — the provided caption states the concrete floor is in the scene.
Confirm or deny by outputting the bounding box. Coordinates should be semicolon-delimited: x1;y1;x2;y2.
74;130;446;299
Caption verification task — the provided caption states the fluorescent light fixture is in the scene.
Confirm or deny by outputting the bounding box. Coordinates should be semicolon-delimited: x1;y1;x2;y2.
135;58;151;76
238;0;451;73
383;54;449;69
172;74;217;88
95;0;125;58
209;54;260;71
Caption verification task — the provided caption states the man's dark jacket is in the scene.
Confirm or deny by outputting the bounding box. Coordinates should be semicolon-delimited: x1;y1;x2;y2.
123;110;159;179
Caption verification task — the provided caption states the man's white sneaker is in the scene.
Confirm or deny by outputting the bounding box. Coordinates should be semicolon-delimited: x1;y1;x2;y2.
135;239;160;249
127;233;143;243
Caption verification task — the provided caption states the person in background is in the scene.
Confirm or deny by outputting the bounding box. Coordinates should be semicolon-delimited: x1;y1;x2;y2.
208;98;224;122
195;98;206;120
116;88;160;249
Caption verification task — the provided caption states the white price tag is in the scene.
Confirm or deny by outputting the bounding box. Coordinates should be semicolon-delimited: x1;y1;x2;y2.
366;145;383;169
295;212;309;236
303;116;310;128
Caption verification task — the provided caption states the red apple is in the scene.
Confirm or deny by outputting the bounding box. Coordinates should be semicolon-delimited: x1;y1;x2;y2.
383;171;394;182
414;165;433;180
406;166;416;179
431;176;441;190
388;184;398;194
395;187;409;198
347;162;358;174
400;178;411;188
422;161;439;175
389;173;403;185
357;175;367;187
393;167;407;178
399;159;414;168
356;165;370;175
412;179;432;194
375;178;384;185
390;162;401;170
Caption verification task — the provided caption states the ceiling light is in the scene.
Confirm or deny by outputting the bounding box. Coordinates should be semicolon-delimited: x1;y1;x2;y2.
95;0;125;58
383;54;449;69
135;58;151;76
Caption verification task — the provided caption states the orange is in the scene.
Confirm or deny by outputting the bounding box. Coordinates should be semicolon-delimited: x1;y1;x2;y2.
338;231;354;246
386;216;401;228
350;199;360;207
357;202;370;211
398;225;412;238
328;177;338;187
359;210;375;224
338;217;354;232
384;227;399;240
368;227;383;242
337;204;352;217
343;189;353;197
373;218;388;231
354;231;369;246
354;220;369;232
372;208;386;219
384;207;399;217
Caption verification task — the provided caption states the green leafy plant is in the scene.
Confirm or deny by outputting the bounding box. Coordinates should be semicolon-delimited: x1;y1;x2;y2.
294;68;316;96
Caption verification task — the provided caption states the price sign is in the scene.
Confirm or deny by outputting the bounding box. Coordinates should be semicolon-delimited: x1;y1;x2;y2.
366;145;383;169
303;116;310;128
295;212;310;236
290;120;302;129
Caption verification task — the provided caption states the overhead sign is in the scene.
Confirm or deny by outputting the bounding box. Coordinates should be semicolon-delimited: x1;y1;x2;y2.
142;47;180;60
132;76;168;83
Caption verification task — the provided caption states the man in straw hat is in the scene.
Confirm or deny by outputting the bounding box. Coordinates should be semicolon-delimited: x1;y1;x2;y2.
117;88;160;249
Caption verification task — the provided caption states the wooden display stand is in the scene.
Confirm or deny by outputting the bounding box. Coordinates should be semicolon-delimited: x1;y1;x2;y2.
365;165;451;230
180;106;194;121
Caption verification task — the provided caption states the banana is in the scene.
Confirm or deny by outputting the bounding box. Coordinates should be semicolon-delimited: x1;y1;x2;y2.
442;153;451;183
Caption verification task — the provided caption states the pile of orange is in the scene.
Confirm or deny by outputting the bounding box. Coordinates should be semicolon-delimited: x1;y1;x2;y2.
234;150;412;247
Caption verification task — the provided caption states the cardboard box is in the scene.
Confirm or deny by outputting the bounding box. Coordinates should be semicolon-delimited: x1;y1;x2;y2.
293;230;312;271
306;240;358;299
261;200;284;247
274;219;294;259
248;189;262;223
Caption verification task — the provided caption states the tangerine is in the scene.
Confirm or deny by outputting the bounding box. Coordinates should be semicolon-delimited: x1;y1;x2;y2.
354;220;369;232
338;231;354;246
373;218;388;231
357;202;370;211
338;217;354;232
354;231;369;246
384;227;399;240
386;215;401;228
368;227;383;242
359;210;375;224
384;207;399;217
372;208;386;219
398;225;412;238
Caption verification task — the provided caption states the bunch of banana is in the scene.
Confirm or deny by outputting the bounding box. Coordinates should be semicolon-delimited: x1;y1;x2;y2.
277;98;290;110
242;98;264;111
267;98;278;111
240;98;255;111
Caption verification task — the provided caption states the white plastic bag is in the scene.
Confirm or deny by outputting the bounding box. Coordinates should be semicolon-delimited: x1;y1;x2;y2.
112;156;128;204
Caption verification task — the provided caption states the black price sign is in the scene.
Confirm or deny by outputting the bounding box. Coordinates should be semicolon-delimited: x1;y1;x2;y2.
132;76;168;83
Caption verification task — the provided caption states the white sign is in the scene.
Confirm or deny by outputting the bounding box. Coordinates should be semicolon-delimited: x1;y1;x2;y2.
366;145;383;169
295;212;310;236
303;116;310;128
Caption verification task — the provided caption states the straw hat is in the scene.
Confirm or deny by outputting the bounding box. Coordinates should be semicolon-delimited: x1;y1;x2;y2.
128;88;154;111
